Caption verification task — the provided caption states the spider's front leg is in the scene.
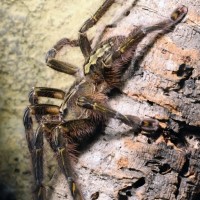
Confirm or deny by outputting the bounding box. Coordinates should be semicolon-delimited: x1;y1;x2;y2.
77;96;159;132
115;5;188;58
45;38;81;76
78;0;115;58
45;0;115;74
95;5;188;87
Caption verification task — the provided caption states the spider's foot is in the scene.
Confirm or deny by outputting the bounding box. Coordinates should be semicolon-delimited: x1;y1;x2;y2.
171;5;188;23
141;118;160;132
125;115;159;132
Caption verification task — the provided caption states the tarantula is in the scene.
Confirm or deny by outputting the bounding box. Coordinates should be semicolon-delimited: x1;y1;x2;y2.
23;1;187;199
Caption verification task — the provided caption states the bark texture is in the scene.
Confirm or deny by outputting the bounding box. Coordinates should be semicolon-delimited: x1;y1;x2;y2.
49;0;200;200
0;0;199;200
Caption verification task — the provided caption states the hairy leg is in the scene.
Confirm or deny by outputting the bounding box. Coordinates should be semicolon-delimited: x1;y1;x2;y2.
79;0;115;58
45;0;115;76
77;96;159;132
23;87;65;199
46;124;85;200
45;38;82;76
99;5;187;88
45;118;101;200
114;5;188;58
23;105;60;200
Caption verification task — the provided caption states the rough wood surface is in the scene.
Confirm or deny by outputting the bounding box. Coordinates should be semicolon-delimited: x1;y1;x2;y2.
48;0;200;200
0;0;199;200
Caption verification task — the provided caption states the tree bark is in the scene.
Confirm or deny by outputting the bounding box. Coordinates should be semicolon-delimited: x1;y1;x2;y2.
48;0;200;200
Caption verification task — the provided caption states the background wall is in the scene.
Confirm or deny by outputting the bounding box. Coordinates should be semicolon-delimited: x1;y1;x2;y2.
0;0;199;200
0;0;103;199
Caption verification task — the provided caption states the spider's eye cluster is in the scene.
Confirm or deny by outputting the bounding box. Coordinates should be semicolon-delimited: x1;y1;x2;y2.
84;43;113;75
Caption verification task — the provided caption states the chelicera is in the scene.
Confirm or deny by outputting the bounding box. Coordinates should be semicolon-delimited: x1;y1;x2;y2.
23;1;187;199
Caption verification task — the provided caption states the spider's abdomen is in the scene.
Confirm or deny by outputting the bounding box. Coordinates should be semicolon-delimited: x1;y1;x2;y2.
61;80;107;122
59;80;108;152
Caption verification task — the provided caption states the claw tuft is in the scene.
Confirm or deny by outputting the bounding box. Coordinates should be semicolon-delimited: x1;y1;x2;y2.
171;5;188;23
141;118;160;132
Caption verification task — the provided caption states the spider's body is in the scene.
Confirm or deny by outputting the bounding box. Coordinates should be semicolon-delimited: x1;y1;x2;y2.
23;1;187;200
60;78;107;148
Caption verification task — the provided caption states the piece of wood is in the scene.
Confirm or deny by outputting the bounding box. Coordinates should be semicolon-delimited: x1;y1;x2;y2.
47;0;200;200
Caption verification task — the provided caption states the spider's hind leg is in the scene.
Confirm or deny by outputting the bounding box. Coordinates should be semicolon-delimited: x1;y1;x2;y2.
24;87;86;199
48;125;85;200
46;117;104;200
23;87;65;200
23;107;60;200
